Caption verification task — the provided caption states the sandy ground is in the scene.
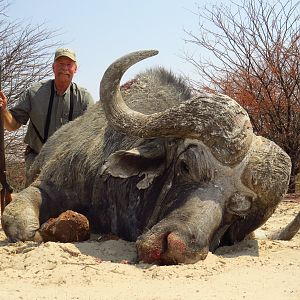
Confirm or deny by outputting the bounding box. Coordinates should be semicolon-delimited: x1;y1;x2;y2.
0;198;299;300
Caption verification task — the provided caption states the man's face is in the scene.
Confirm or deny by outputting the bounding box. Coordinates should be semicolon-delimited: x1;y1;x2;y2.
52;56;77;83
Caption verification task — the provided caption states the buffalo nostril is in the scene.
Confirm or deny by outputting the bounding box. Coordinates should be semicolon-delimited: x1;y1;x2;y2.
164;232;209;264
136;233;166;264
166;232;188;254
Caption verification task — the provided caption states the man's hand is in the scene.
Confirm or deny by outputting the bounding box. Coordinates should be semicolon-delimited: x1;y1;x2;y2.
0;92;21;131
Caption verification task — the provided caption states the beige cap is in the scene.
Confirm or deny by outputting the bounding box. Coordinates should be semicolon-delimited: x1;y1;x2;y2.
54;48;77;62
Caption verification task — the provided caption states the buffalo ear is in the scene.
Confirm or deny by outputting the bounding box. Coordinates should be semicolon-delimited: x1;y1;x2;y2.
100;141;165;189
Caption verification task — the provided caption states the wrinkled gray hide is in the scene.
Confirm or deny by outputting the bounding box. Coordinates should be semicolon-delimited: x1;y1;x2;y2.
1;50;293;265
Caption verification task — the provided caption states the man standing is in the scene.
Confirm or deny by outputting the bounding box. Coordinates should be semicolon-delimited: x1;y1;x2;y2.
0;48;94;180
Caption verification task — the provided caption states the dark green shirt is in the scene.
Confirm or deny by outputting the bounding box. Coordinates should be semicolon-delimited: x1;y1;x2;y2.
10;79;94;153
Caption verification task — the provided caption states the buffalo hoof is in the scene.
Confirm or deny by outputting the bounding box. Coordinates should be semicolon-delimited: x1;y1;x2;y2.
39;210;90;242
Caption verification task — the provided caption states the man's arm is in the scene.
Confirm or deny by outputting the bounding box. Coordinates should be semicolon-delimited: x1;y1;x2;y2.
0;91;22;131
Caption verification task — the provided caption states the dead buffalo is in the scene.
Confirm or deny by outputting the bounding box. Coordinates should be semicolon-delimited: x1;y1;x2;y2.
1;50;299;264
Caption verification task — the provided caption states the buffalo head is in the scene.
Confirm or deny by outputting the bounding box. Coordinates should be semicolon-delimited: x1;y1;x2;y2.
100;50;291;264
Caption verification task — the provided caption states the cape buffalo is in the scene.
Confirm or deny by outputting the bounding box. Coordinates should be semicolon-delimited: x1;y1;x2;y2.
1;50;299;264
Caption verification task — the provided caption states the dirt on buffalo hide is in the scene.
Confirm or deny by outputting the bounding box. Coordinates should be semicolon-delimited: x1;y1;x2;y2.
39;210;90;242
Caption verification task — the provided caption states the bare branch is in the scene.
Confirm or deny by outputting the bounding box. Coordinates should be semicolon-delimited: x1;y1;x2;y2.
0;0;64;190
184;0;300;192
